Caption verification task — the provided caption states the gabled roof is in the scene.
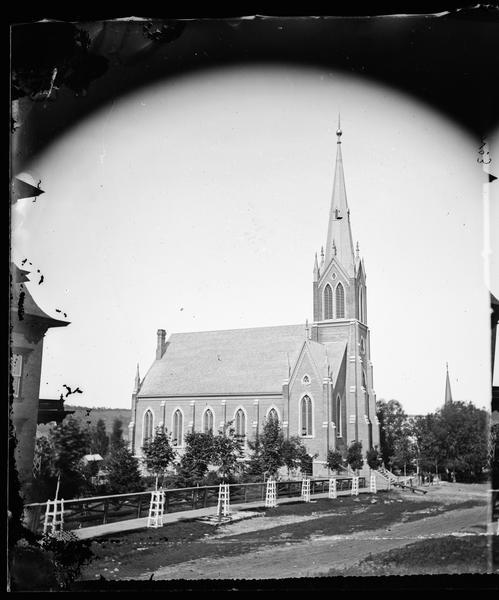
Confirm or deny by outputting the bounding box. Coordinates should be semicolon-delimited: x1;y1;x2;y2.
139;324;309;397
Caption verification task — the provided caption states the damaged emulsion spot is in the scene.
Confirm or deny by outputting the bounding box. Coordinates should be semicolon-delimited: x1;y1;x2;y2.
17;288;25;321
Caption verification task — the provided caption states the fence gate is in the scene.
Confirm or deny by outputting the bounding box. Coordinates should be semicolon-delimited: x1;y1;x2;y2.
370;473;377;494
351;476;359;497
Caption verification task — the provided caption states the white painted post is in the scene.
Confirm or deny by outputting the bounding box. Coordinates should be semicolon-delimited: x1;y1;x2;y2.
265;478;277;508
301;478;311;502
370;473;377;494
351;476;359;496
147;489;165;528
217;483;230;517
328;478;337;499
43;498;64;536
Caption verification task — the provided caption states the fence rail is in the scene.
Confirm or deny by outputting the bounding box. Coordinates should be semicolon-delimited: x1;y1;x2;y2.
23;476;366;534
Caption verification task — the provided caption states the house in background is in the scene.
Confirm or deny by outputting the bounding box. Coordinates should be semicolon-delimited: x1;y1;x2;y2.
10;263;69;492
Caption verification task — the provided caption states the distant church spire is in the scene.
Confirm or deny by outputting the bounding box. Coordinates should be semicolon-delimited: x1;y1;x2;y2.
325;119;355;275
134;363;141;394
445;363;453;405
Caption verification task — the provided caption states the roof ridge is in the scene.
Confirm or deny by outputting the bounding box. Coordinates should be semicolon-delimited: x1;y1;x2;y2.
170;323;304;336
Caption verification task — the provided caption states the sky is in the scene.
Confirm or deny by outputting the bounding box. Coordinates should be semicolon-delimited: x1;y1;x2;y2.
11;63;497;415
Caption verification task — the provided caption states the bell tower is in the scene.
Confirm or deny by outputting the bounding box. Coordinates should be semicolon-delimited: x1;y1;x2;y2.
311;121;379;451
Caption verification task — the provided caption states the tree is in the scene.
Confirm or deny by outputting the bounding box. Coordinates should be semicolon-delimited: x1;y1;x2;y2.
110;418;124;449
413;402;489;482
365;447;382;471
30;435;58;501
247;417;285;478
376;399;409;468
212;422;245;482
390;436;417;476
326;449;345;474
281;436;309;476
51;417;90;498
176;431;215;485
106;441;144;494
346;441;364;474
90;419;109;457
142;428;176;486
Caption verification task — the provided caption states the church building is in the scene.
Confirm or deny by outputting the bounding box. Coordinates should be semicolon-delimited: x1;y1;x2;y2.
129;125;380;476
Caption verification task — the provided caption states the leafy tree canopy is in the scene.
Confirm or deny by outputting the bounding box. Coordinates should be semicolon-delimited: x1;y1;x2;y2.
141;428;176;483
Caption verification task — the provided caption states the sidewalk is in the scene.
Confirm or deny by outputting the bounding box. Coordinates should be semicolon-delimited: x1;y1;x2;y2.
73;487;374;540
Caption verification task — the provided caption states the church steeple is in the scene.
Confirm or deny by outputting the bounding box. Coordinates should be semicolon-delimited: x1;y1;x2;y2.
444;363;453;405
324;119;355;276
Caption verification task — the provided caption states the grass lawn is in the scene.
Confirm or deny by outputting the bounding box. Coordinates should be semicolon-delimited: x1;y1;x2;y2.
79;492;484;581
329;531;497;576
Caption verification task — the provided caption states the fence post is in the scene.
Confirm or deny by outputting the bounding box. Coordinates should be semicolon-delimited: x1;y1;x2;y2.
244;486;248;504
103;499;109;525
203;488;208;508
192;489;196;510
137;495;143;518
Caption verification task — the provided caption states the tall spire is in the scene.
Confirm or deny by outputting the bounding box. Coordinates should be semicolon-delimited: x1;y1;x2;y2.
313;252;319;281
324;120;355;276
444;363;453;405
134;363;141;394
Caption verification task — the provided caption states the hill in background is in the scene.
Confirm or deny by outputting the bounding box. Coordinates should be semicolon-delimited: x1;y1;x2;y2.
38;406;131;441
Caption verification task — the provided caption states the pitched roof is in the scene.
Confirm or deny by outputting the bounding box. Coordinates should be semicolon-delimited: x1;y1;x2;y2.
305;339;347;381
10;263;69;328
139;324;310;397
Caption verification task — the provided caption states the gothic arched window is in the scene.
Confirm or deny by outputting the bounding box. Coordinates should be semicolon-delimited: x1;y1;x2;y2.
203;408;214;434
335;282;345;318
301;395;313;436
143;409;153;444
336;395;342;437
173;409;183;446
235;409;246;438
324;284;333;319
268;408;279;423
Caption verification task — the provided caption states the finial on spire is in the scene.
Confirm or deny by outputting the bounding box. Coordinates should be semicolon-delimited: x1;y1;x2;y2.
305;318;309;338
321;246;324;258
333;239;337;256
134;363;141;393
356;241;360;258
336;114;342;143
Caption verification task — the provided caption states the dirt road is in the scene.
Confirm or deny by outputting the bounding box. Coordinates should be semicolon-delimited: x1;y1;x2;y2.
149;504;488;579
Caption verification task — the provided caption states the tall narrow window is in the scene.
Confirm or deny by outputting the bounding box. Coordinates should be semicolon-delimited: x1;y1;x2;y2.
359;287;364;323
268;408;278;423
203;408;214;433
335;282;345;318
173;409;183;446
11;354;23;398
235;409;246;438
336;395;342;437
301;395;312;436
324;284;333;319
143;410;153;444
